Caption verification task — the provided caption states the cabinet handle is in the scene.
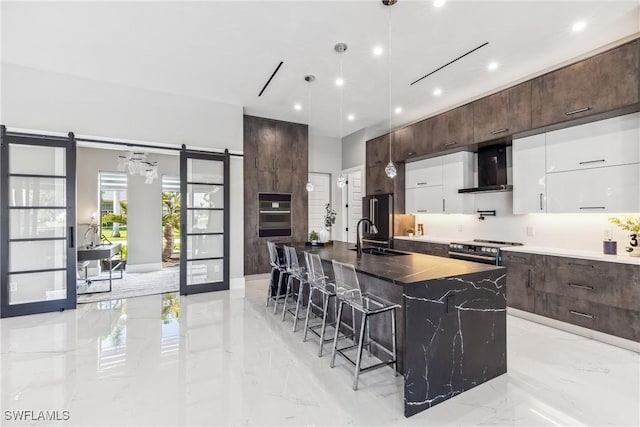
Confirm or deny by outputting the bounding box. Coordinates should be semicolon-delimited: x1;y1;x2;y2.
527;269;534;288
579;206;605;210
254;158;257;168
442;198;445;212
567;262;594;269
565;107;591;116
569;310;594;319
417;209;427;213
568;282;594;291
491;128;509;135
445;141;457;147
273;159;276;170
579;159;605;165
539;193;544;211
417;182;427;186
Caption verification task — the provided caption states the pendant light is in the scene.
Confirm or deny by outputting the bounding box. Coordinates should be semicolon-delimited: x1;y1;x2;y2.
305;74;316;192
384;0;397;179
335;42;348;188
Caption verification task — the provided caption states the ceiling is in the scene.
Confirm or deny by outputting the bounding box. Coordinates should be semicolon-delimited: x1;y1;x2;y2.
2;1;639;139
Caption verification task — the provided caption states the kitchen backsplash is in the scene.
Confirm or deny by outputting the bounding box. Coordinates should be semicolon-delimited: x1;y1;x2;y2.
412;192;638;252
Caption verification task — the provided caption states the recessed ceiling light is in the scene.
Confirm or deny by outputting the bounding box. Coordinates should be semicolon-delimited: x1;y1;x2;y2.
433;0;446;8
294;103;302;111
347;114;355;121
373;45;384;56
572;20;587;33
487;61;499;71
433;88;443;97
394;106;403;114
335;77;345;87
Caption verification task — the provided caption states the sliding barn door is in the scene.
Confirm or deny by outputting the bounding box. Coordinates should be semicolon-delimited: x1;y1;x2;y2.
0;127;77;317
180;149;230;295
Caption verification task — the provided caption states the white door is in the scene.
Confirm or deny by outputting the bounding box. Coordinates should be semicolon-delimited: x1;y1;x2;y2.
346;170;363;244
513;134;547;214
308;173;330;236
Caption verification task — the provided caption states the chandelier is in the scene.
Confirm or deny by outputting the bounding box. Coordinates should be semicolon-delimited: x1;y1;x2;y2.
117;151;159;184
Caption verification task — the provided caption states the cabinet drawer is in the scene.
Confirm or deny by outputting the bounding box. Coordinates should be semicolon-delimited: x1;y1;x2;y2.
546;164;640;213
405;157;443;188
535;291;640;342
428;243;449;257
541;256;640;311
546;113;640;173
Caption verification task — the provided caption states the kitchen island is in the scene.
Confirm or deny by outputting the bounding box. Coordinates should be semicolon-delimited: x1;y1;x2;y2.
300;241;507;417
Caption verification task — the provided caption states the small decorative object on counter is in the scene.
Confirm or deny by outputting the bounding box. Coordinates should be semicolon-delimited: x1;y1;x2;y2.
309;230;319;244
417;224;424;236
320;203;337;243
406;227;415;238
608;216;640;257
603;230;617;255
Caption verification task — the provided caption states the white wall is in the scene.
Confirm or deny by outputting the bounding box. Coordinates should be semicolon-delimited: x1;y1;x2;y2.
413;191;637;253
342;128;366;170
2;65;244;279
308;132;342;240
1;64;243;152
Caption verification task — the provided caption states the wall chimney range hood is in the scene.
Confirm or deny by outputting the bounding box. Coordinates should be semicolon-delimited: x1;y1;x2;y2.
458;144;512;194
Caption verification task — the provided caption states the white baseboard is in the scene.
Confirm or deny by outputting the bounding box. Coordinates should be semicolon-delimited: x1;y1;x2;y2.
126;263;163;273
244;273;270;282
508;307;640;353
230;277;245;289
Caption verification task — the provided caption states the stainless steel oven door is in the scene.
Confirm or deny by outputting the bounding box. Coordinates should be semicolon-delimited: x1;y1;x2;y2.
447;251;498;265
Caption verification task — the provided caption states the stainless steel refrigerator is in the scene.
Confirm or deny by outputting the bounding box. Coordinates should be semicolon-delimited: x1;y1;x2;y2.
362;193;394;247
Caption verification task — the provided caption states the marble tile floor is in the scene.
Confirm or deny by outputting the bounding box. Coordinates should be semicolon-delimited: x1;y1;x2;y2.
0;277;638;426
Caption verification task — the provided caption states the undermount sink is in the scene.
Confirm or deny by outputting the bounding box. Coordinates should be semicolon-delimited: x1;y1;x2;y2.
349;247;408;257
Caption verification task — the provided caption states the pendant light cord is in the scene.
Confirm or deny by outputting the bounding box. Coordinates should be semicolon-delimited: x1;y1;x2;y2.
388;5;392;162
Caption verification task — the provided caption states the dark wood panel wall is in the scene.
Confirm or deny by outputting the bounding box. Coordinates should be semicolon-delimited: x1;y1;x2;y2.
244;115;309;275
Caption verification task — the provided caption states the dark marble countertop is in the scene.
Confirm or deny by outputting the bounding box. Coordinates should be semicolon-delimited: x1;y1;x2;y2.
297;241;503;286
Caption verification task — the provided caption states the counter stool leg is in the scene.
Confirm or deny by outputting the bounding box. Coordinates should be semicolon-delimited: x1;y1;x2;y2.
351;306;356;344
391;309;398;376
318;293;330;357
292;281;305;332
273;271;284;314
365;298;372;357
353;312;368;391
266;268;275;307
303;287;314;342
330;301;344;368
282;274;293;321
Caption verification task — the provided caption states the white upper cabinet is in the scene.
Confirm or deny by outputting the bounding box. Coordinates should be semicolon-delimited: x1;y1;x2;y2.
406;186;444;214
442;152;474;214
547;164;640;213
546;112;640;173
405;157;443;188
405;152;473;214
513;134;547;214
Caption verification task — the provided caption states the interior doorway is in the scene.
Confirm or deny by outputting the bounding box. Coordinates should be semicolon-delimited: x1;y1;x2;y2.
161;176;181;269
341;167;363;244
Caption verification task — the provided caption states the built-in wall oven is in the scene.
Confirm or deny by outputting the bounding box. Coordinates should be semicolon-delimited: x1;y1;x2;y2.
258;193;292;237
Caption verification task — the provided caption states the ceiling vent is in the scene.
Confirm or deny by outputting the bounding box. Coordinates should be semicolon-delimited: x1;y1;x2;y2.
410;42;489;86
258;61;284;97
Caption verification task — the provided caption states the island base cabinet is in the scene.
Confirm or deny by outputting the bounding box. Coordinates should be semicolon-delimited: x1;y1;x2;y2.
403;269;507;417
534;291;640;342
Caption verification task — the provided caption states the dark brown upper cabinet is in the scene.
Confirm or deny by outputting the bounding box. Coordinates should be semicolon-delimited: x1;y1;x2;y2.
366;164;394;195
531;39;640;128
472;81;532;143
255;117;277;171
431;104;474;152
393;118;432;161
366;134;391;166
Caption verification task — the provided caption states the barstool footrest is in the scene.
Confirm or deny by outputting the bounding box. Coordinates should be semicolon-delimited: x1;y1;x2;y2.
335;348;395;372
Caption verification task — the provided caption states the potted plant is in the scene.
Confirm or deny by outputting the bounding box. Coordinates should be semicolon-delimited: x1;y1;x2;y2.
319;203;336;243
309;230;320;243
608;216;640;257
407;227;415;238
